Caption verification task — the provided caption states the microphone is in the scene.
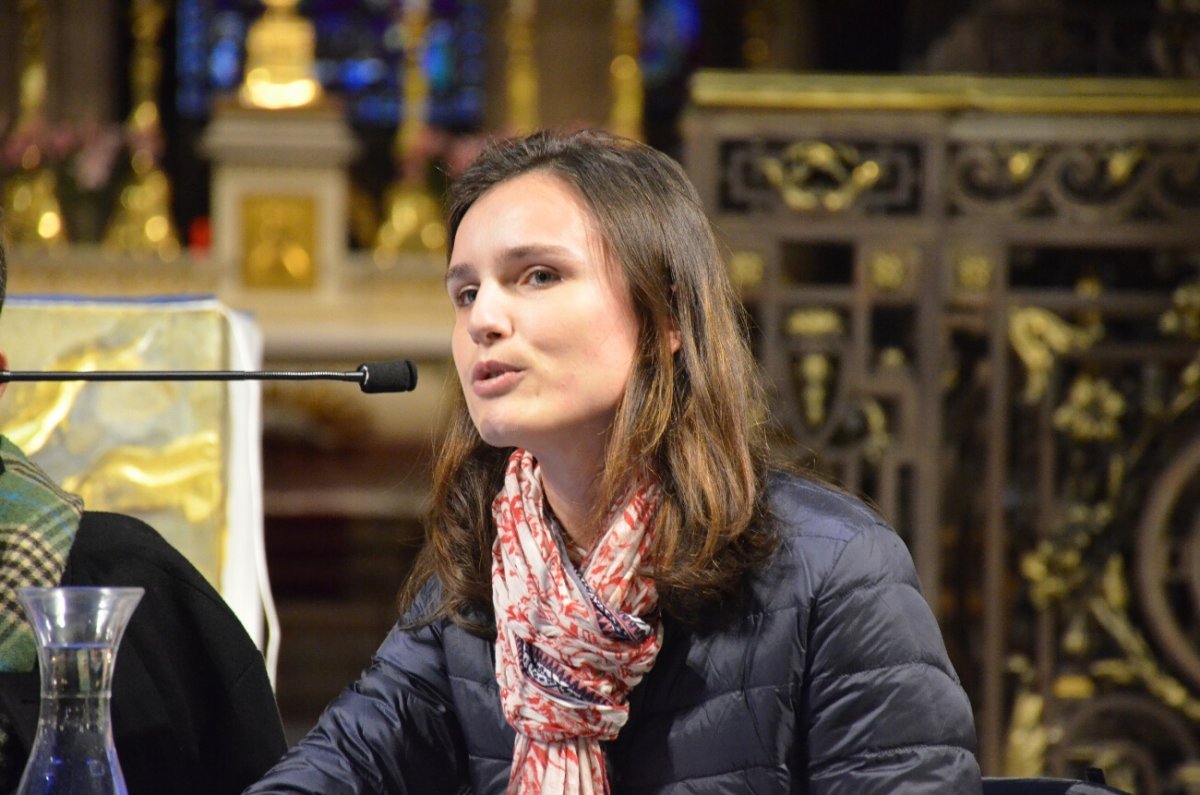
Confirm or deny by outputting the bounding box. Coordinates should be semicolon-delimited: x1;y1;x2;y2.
0;359;418;394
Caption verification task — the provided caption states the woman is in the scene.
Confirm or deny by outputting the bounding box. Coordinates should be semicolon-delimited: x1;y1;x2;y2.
246;129;980;793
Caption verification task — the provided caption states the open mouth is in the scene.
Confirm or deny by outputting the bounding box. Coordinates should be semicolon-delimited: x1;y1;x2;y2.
473;361;518;383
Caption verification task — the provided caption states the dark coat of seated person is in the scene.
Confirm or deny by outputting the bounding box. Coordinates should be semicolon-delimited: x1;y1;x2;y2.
0;434;288;793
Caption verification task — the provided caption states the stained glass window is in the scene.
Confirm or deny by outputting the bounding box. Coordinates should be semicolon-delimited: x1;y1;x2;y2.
176;0;485;129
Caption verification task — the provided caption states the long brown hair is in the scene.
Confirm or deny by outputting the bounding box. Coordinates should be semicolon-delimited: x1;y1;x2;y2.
405;129;776;630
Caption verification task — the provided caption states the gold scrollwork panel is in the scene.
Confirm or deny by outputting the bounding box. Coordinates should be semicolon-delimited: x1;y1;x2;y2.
761;141;882;213
1009;286;1200;791
242;194;317;289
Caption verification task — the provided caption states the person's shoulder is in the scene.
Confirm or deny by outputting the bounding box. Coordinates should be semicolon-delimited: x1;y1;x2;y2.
757;471;927;614
405;574;445;621
65;510;217;598
71;510;176;559
765;469;890;544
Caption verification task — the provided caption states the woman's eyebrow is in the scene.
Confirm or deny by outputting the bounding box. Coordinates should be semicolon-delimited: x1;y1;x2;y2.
445;263;474;286
499;244;574;263
447;245;577;286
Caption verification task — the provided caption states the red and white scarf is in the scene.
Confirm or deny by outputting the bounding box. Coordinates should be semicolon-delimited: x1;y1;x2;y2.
492;448;662;794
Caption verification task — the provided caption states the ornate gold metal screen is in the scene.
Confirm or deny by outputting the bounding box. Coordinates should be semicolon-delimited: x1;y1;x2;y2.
684;72;1200;792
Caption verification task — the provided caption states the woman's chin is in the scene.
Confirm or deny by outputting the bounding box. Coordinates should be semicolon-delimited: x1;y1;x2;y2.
474;421;524;451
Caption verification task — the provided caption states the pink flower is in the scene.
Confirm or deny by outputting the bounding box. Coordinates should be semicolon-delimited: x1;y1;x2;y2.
72;123;124;190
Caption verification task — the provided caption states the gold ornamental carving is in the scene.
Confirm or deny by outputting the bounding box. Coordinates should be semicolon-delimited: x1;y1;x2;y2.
1053;375;1126;442
955;253;995;293
785;308;844;430
1011;339;1200;781
1104;146;1146;187
760;142;882;213
728;250;765;290
1005;145;1044;185
375;183;446;257
1005;657;1055;777
1089;557;1200;723
1008;306;1103;403
1021;501;1112;609
786;307;844;338
798;353;831;428
1161;280;1200;341
858;398;891;464
866;246;916;292
241;195;317;289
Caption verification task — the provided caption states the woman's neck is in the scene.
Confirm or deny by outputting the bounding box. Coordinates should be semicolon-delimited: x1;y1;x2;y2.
535;448;604;551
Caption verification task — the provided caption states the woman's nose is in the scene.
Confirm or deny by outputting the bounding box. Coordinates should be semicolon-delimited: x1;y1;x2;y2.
466;285;511;344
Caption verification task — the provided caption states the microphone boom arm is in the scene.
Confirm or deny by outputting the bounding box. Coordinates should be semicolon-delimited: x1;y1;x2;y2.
0;360;418;394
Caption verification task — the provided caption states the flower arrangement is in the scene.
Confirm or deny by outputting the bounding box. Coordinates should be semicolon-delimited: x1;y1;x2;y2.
1;114;129;244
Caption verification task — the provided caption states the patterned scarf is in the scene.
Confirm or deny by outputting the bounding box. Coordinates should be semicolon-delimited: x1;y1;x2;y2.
0;436;82;788
492;449;662;795
0;436;82;673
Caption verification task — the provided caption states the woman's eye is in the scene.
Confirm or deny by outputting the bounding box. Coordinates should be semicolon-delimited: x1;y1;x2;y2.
528;269;557;286
455;287;477;306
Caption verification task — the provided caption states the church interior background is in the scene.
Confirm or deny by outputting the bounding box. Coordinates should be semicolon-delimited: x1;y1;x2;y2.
2;1;1200;790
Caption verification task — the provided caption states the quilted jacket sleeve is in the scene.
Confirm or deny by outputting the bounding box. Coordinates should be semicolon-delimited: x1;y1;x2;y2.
244;586;469;795
803;519;981;794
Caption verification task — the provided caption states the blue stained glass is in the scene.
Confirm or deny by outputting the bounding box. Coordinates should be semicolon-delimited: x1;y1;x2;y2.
176;0;208;95
424;22;455;92
210;41;242;88
641;0;701;88
175;0;486;129
341;58;387;91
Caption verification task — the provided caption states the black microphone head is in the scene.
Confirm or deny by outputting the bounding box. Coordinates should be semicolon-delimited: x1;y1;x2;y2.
357;360;418;393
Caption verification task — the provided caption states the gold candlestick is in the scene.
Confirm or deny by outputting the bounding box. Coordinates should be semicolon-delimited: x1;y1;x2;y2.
742;0;774;69
608;0;643;141
239;0;323;110
16;0;46;124
3;0;66;246
396;0;430;158
375;1;447;260
104;0;180;259
506;0;539;134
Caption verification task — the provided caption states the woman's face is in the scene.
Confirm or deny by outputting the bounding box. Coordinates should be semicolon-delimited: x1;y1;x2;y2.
446;171;640;464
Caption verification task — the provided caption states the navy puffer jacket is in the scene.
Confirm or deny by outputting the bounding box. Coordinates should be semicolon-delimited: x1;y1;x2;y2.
247;473;981;793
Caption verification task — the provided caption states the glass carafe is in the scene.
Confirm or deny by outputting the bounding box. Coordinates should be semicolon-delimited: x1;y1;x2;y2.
15;586;144;795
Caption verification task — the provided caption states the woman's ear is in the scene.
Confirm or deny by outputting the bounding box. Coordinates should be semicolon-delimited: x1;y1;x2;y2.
669;325;681;353
0;350;8;400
